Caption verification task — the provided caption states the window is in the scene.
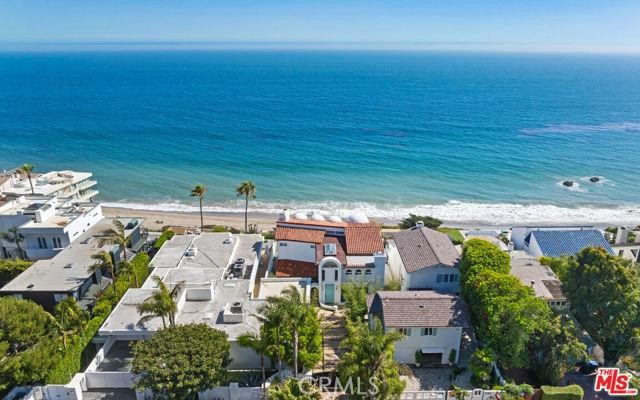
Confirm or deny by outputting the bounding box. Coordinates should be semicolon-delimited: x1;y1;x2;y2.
324;243;337;256
322;270;325;280
280;242;287;247
334;270;338;280
345;269;353;276
421;328;437;336
437;273;459;283
37;237;48;249
52;237;62;248
398;328;410;336
355;269;362;276
364;269;372;275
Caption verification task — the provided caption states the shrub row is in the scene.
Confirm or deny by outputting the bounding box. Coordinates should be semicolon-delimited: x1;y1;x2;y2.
540;385;584;400
154;229;175;250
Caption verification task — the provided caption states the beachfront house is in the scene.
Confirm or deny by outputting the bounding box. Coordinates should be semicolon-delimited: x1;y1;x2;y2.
0;195;103;260
512;226;613;257
367;290;468;366
386;223;460;292
273;210;386;305
510;250;568;310
0;169;99;203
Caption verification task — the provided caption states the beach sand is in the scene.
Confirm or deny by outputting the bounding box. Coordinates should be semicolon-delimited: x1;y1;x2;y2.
102;206;514;232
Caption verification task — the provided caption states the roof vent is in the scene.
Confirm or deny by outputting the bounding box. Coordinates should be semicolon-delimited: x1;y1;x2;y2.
64;263;73;269
26;284;34;289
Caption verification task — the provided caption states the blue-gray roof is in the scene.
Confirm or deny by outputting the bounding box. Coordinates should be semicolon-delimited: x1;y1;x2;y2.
528;229;614;257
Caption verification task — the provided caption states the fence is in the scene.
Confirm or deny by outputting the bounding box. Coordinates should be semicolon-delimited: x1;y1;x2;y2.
401;389;501;400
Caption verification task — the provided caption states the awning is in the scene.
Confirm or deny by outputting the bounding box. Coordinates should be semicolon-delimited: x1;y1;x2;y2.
420;347;445;354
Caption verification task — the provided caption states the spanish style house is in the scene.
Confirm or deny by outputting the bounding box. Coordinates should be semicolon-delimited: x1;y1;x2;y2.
368;290;469;365
386;224;461;292
274;211;386;305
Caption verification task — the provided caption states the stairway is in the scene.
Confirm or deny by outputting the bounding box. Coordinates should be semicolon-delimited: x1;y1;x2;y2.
316;309;347;372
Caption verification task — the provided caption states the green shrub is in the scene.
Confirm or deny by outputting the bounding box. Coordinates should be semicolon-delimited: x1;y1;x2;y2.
399;214;442;230
460;238;510;284
469;348;493;388
438;227;465;245
540;385;584;400
154;229;175;250
0;259;32;287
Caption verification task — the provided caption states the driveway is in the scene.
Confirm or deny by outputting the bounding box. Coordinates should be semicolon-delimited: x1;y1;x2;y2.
562;372;614;400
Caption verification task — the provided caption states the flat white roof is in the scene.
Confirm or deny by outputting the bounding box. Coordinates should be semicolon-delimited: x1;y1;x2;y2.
510;251;566;301
1;170;94;196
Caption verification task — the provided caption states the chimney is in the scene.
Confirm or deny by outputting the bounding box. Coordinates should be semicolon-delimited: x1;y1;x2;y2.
280;209;291;222
415;221;425;229
530;280;535;288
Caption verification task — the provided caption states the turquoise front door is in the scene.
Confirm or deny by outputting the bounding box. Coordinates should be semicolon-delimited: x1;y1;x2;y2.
325;284;335;304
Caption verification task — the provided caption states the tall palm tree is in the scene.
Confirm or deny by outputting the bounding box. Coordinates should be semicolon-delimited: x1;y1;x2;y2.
235;181;256;233
190;184;207;231
0;227;25;259
89;250;117;295
17;164;35;195
137;276;182;329
98;219;131;262
237;332;270;390
259;285;306;376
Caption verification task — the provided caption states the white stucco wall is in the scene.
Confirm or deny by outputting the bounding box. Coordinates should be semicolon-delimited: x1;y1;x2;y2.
392;326;462;365
405;265;460;293
277;240;316;262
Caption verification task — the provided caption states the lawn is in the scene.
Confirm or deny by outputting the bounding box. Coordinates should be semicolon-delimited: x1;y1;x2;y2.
437;227;465;245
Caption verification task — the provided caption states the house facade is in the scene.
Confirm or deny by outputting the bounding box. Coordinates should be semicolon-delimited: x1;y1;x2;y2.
0;196;103;260
387;224;460;292
274;211;386;305
368;290;468;365
517;228;614;257
1;169;99;203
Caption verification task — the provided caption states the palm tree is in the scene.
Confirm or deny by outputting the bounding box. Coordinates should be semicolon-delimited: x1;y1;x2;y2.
0;227;25;259
259;285;306;376
237;332;270;390
98;219;131;262
235;181;256;233
89;250;117;295
137;276;182;329
190;184;207;231
118;260;140;287
17;164;35;195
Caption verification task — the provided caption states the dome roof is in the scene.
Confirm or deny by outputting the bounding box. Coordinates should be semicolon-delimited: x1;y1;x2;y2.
348;213;369;224
293;212;308;220
310;213;325;221
328;215;343;223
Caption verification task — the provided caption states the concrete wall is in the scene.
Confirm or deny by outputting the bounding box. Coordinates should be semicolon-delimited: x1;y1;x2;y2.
276;241;315;263
392;326;462;365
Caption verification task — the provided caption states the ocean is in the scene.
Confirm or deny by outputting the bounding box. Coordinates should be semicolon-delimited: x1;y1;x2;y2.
1;50;640;225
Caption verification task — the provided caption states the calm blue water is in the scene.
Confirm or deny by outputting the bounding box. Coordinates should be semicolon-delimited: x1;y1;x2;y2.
1;50;640;223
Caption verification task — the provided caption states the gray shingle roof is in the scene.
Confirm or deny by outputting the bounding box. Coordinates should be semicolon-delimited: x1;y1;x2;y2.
392;227;460;273
368;291;468;328
529;229;614;257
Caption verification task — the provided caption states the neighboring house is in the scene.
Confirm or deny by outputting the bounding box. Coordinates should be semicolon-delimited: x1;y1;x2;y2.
1;169;99;203
98;233;266;370
387;224;460;292
0;217;144;311
511;226;593;250
0;195;103;260
519;229;614;257
273;211;386;305
367;290;468;365
612;243;640;263
510;251;568;310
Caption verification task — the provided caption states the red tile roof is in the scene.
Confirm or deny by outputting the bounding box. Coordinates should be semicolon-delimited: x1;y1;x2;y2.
345;225;384;255
275;259;318;278
278;219;348;228
315;236;347;264
275;226;325;244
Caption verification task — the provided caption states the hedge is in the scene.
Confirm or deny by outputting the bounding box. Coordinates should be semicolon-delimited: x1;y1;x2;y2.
45;252;152;383
0;259;32;288
154;229;175;250
437;227;464;245
540;385;584;400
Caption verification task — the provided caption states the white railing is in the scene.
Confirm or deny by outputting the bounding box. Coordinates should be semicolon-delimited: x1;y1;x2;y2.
401;390;501;400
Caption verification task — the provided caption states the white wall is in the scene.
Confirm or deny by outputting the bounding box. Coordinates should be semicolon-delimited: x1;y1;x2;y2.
392;326;462;365
405;266;460;293
277;241;315;262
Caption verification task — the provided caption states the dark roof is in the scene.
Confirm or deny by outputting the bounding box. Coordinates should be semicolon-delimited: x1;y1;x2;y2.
529;229;614;257
368;291;468;328
392;227;459;273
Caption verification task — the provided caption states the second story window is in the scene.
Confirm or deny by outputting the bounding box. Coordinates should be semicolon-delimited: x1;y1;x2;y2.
37;237;48;249
52;237;62;248
421;327;437;336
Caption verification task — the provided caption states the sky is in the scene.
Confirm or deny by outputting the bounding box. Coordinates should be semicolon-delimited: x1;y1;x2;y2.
1;0;640;52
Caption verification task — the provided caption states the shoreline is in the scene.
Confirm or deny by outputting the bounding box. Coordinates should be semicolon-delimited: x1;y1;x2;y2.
102;205;620;232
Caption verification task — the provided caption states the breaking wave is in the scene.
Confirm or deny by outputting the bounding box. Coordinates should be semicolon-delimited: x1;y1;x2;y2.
102;200;640;226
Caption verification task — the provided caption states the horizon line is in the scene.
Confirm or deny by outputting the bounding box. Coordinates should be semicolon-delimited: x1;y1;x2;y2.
1;41;640;55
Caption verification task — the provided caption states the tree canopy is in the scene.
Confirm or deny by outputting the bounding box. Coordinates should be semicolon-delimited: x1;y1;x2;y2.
459;238;510;284
267;378;322;400
398;214;442;230
562;247;640;365
0;297;61;392
0;259;32;288
337;319;405;400
131;324;231;400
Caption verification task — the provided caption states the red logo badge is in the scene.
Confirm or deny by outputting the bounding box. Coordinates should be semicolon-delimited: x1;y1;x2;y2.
594;368;638;397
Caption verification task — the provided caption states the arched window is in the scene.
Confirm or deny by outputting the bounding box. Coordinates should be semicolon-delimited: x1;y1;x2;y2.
364;269;372;275
355;269;362;276
345;269;353;276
